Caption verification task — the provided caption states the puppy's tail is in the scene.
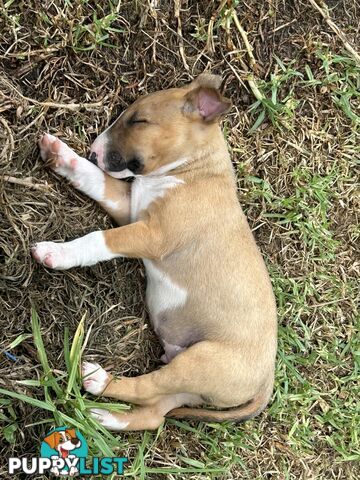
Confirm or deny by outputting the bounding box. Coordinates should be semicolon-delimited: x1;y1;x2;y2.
165;381;273;423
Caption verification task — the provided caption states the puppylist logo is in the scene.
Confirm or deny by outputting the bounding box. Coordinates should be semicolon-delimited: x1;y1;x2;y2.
8;426;127;476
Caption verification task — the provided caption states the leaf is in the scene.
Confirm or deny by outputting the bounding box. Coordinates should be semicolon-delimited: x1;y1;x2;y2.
15;379;42;386
31;306;62;396
66;313;86;396
7;333;32;350
249;109;266;133
64;327;70;371
3;423;18;443
0;388;56;411
179;456;205;468
31;306;51;375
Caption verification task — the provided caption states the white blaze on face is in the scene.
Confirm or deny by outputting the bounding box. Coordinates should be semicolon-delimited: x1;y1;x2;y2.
90;110;125;170
89;132;107;170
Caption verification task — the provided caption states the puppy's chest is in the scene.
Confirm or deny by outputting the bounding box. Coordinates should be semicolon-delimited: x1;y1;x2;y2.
130;174;183;222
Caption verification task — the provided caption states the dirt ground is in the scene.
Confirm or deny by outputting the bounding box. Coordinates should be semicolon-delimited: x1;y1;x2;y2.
1;1;359;479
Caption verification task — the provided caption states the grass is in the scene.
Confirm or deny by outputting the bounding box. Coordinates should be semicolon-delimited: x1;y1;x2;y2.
1;0;359;479
247;48;360;132
0;309;231;478
0;308;129;459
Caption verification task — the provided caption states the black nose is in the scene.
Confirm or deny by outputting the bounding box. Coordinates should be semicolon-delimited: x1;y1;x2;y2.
71;438;79;445
106;151;127;171
89;151;97;165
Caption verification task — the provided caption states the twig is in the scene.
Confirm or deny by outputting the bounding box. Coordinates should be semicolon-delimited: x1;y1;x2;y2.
0;117;15;162
29;99;103;111
231;10;258;72
272;19;297;33
159;19;213;63
3;176;52;191
174;0;189;70
206;0;228;53
229;9;264;102
307;0;360;65
2;77;104;111
0;45;62;59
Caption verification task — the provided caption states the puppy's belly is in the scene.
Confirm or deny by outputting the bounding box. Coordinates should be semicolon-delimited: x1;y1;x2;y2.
143;259;188;358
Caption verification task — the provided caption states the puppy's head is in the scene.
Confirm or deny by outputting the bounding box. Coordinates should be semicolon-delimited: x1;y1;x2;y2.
90;74;231;178
43;428;81;456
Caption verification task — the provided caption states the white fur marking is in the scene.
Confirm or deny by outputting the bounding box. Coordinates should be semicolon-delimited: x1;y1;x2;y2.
90;408;129;431
148;158;188;177
103;198;120;210
32;231;119;270
82;362;110;395
131;173;185;222
144;260;188;321
90;111;125;169
107;168;134;179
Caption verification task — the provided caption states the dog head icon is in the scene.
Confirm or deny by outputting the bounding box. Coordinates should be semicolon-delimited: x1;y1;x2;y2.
43;428;81;458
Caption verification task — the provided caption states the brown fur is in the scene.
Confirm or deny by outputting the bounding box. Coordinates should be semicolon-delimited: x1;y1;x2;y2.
102;175;130;224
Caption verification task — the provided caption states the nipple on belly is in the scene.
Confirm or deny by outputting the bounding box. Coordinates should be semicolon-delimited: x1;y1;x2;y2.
161;342;187;363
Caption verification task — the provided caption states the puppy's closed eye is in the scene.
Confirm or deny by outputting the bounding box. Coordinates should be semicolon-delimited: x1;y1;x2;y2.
128;113;148;126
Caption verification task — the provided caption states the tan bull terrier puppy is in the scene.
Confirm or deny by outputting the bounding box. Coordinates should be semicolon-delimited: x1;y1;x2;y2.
31;74;277;431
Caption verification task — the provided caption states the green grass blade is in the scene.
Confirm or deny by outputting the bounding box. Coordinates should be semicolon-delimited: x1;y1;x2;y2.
31;306;62;396
66;313;85;397
0;387;56;411
6;333;32;350
64;326;70;371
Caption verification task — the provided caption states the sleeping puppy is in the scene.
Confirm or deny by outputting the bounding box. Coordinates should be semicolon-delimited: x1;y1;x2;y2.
32;74;277;431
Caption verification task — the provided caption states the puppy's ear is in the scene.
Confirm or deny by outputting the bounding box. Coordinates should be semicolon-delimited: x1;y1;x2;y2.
184;86;232;122
188;73;223;90
43;432;60;449
66;428;76;438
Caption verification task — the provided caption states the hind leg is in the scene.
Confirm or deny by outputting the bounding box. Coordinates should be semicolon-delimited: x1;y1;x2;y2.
82;341;256;410
90;393;200;431
83;347;273;431
82;342;261;431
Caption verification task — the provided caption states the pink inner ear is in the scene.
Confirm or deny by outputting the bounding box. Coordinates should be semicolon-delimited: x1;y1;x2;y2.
197;89;224;120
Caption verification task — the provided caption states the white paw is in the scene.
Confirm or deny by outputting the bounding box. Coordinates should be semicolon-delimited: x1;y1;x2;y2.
82;361;110;395
31;241;73;270
39;133;105;198
39;133;80;177
90;408;129;431
31;232;115;270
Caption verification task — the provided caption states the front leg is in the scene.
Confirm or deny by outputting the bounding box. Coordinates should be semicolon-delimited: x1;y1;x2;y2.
31;221;163;270
39;133;130;225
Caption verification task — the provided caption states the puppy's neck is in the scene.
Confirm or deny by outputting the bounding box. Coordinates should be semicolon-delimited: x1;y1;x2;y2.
166;134;232;181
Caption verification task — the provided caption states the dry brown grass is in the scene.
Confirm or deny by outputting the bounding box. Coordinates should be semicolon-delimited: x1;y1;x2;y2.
1;1;359;479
